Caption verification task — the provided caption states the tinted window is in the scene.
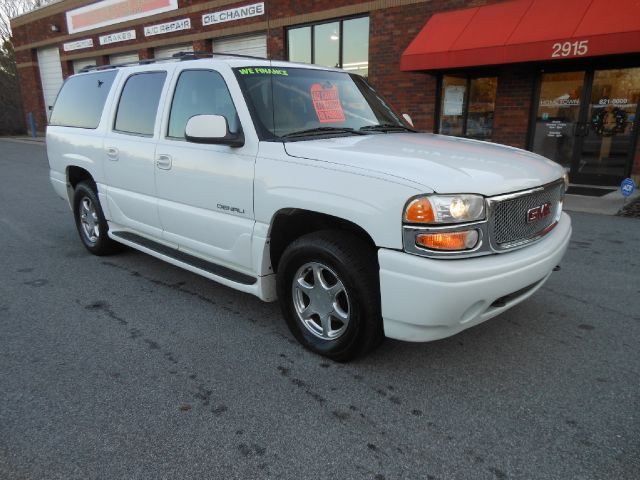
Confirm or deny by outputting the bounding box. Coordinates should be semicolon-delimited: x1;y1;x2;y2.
168;70;239;139
50;71;117;128
114;72;166;136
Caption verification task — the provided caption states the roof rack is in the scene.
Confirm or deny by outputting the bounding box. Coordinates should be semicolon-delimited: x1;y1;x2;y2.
172;51;268;61
78;51;270;73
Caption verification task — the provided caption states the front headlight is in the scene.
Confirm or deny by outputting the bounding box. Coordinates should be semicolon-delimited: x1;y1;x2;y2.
404;194;485;224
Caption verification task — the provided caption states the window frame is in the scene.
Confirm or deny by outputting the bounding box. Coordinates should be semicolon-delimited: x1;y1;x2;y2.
112;70;168;138
436;73;498;140
164;68;243;142
285;15;369;73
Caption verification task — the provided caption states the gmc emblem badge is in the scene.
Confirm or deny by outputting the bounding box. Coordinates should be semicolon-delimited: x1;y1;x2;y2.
527;202;552;223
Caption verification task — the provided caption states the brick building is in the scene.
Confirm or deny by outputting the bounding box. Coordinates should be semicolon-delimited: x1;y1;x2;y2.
10;0;640;186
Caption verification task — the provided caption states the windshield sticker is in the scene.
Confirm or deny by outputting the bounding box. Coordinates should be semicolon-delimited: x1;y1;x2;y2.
311;82;345;123
237;67;288;76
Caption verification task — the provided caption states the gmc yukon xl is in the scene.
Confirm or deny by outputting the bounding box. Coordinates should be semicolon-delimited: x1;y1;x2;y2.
46;54;571;360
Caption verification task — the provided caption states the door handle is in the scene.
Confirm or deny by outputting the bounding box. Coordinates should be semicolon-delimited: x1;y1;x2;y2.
156;154;172;170
106;147;119;161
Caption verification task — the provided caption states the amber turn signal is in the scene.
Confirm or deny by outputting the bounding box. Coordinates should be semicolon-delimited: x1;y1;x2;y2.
405;198;435;223
416;230;479;251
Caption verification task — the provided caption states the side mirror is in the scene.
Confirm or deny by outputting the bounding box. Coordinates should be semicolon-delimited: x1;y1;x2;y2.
185;114;244;147
402;113;414;127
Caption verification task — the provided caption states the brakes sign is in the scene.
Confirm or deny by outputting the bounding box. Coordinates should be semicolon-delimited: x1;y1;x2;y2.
311;83;345;123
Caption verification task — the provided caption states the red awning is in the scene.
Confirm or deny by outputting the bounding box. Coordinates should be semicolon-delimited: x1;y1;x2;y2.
401;0;640;71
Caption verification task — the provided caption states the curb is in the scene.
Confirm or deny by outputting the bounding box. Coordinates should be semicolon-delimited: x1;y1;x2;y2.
0;137;46;145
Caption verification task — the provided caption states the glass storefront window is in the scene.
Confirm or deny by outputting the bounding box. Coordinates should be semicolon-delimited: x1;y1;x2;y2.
314;22;340;69
440;76;466;136
532;71;584;170
581;68;640;179
287;17;369;77
531;67;639;185
287;27;311;64
439;76;497;139
467;77;497;139
342;17;369;77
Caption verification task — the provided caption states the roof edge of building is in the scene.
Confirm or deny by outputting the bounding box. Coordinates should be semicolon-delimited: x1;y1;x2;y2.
10;0;88;28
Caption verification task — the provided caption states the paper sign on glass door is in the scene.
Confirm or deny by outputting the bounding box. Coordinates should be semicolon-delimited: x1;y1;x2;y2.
443;85;465;116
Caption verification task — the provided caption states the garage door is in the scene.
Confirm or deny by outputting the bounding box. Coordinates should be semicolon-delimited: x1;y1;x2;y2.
109;52;139;65
213;33;267;58
154;43;193;59
37;46;64;119
72;58;97;73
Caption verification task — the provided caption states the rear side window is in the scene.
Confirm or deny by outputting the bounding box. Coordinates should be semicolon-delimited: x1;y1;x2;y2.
114;71;166;136
167;70;240;139
49;71;117;129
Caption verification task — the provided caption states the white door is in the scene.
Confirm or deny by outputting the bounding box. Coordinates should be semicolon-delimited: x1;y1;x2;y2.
154;68;257;271
213;33;267;58
37;47;64;119
72;58;97;73
154;43;193;59
103;70;169;239
109;52;139;65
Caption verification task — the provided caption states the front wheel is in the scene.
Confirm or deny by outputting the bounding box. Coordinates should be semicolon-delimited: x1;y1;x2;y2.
73;181;118;256
276;231;383;361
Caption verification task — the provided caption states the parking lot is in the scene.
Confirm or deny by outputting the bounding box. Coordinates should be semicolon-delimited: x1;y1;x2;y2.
1;139;639;479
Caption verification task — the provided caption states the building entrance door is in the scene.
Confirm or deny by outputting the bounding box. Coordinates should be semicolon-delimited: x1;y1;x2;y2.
532;67;640;186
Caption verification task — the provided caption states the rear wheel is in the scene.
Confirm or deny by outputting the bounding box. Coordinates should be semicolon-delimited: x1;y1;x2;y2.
73;181;118;256
277;231;383;361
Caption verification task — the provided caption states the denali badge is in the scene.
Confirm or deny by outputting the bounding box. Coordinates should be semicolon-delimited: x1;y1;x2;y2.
217;204;245;214
526;202;551;223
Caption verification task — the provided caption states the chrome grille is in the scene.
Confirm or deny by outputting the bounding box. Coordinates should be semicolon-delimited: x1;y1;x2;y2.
489;182;563;249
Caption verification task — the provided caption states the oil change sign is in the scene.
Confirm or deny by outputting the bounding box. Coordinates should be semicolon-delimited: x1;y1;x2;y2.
311;83;345;123
202;2;264;26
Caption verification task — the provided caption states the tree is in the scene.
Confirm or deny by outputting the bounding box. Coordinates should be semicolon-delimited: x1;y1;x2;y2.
0;40;24;134
1;0;51;40
0;1;53;134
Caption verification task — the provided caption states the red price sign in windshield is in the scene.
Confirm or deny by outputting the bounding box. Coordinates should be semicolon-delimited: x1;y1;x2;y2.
310;83;346;123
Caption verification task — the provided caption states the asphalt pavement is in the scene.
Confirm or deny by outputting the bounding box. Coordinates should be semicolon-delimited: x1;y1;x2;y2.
1;139;639;479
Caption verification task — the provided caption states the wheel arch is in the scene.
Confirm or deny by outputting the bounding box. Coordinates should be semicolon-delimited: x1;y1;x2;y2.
66;165;95;203
268;208;377;274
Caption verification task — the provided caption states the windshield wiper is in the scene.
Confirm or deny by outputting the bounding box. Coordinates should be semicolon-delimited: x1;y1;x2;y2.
359;123;416;133
280;126;366;139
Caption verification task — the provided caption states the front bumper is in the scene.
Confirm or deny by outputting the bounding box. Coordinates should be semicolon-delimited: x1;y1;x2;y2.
379;212;572;342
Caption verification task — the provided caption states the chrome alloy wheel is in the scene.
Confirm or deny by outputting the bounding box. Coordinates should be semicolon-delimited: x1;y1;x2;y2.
292;262;351;340
79;197;100;243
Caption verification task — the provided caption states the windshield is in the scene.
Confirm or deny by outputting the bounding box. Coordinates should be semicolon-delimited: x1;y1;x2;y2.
233;66;411;139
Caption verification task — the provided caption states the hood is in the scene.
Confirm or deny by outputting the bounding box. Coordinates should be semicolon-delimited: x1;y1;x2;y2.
283;133;564;196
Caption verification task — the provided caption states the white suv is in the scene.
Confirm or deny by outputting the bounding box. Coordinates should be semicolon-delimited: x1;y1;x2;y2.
46;54;571;360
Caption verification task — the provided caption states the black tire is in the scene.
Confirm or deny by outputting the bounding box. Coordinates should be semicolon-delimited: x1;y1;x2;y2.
73;181;119;256
276;230;384;361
